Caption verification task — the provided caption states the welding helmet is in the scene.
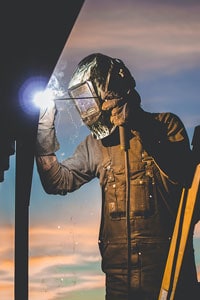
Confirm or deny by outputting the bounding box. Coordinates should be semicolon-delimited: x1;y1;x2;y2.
68;53;137;139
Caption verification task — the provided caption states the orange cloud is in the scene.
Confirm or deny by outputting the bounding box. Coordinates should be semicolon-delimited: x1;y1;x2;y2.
28;224;104;299
1;218;200;300
0;282;14;300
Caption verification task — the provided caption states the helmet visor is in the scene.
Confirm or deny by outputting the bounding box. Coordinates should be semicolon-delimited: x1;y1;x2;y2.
68;81;116;139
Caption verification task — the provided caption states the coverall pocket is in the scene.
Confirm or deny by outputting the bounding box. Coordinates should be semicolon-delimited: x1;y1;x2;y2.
130;177;156;218
100;242;128;274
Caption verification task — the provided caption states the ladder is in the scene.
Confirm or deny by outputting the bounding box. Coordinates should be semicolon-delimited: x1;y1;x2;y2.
158;126;200;300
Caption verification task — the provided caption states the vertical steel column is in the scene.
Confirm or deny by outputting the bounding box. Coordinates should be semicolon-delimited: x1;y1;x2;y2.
15;112;39;300
2;2;86;299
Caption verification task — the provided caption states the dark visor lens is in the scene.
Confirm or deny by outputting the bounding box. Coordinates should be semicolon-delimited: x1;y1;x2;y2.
68;81;100;118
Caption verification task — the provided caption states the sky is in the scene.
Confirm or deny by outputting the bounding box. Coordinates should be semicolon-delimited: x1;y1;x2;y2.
1;0;200;299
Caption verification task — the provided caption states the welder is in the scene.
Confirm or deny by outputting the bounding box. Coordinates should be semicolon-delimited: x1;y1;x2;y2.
35;53;199;300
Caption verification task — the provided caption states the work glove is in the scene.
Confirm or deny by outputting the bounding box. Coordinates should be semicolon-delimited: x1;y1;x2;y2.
102;97;129;126
35;100;60;156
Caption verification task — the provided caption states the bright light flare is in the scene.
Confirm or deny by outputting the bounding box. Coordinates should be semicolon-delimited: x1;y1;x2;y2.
19;76;49;115
33;89;55;110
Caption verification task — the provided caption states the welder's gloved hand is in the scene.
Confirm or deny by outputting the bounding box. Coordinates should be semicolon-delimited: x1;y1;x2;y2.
102;98;129;126
35;101;60;156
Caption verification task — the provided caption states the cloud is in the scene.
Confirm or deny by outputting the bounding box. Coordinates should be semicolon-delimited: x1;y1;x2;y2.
29;225;104;300
1;218;200;299
0;282;14;300
0;226;14;254
0;227;14;300
64;0;200;76
29;223;100;255
0;225;104;300
29;273;104;300
29;224;103;299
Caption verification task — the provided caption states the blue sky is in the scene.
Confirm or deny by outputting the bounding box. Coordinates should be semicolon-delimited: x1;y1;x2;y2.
1;0;200;299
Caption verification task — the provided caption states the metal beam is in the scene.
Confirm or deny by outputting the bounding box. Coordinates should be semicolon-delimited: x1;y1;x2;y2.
0;1;85;299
